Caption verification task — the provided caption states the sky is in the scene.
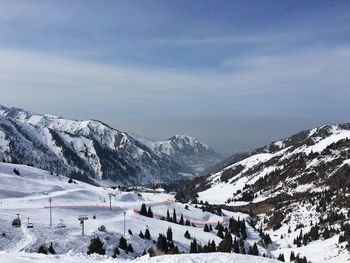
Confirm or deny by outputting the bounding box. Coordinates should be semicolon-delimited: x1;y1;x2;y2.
0;1;349;155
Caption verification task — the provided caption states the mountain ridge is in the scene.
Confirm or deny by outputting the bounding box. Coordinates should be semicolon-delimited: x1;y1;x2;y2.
0;104;222;185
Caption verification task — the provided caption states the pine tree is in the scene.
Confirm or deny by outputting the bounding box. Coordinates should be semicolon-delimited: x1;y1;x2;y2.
139;231;144;239
204;224;210;232
127;244;134;253
323;227;330;239
145;229;151;240
252;242;259;256
217;227;224;239
217;239;231;252
233;238;239;253
179;214;184;225
277;253;285;262
173;208;177;223
167;209;171;222
211;240;216;252
118;236;128;250
167;227;173;241
290;251;295;261
147;206;153;218
112;246;120;258
157;234;168;253
140;203;147;216
87;236;105;255
38;244;48;254
48;242;56;254
190;238;198;253
185;219;191;226
184;230;191;239
224;231;233;247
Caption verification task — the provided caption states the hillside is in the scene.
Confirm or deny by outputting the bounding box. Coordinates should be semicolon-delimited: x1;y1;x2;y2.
0;162;279;262
0;105;222;185
190;124;350;262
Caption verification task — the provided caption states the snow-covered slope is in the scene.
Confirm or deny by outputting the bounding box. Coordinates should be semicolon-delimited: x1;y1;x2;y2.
193;124;350;205
0;162;277;262
0;252;279;263
0;105;222;185
190;124;350;263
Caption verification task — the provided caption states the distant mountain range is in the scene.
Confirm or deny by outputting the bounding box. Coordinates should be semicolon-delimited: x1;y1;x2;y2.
0;105;223;185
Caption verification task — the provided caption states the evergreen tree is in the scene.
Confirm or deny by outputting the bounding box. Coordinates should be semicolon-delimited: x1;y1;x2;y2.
179;214;184;225
147;206;153;218
217;227;224;239
190;238;198;253
127;244;134;253
157;234;168;253
167;227;173;241
118;236;128;250
310;225;319;240
112;246;120;258
87;236;105;255
185;219;191;226
140;203;147;216
139;231;144;239
167;209;171;222
233;238;239;253
323;227;330;239
184;230;191;239
217;239;231;252
277;253;285;262
48;242;56;254
38;244;48;254
290;251;295;261
204;224;210;232
224;231;233;247
252;242;259;256
145;229;151;240
211;240;216;252
209;224;213;231
173;208;177;223
128;229;133;235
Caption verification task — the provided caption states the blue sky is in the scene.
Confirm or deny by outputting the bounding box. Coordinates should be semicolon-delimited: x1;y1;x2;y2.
0;1;349;154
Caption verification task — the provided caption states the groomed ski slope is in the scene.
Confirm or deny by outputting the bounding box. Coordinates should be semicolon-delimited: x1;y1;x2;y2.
0;162;275;262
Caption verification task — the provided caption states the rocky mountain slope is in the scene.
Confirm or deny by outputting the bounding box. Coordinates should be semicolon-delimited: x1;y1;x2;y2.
192;124;350;205
189;124;350;262
0;105;222;185
137;135;223;175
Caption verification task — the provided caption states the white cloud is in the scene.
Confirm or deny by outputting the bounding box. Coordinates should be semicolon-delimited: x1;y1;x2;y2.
0;46;349;108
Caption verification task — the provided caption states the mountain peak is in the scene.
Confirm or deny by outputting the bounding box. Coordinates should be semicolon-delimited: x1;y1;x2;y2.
0;105;222;184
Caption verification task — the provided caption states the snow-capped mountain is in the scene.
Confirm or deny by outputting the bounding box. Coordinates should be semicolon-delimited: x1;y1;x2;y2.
136;135;223;175
192;123;350;204
0;105;222;185
189;124;350;263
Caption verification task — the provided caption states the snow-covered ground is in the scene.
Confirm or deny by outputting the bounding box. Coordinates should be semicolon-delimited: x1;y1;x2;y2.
0;252;279;263
0;162;275;262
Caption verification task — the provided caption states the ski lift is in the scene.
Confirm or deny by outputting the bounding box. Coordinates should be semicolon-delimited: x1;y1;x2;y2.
57;219;66;228
27;217;34;229
12;214;21;228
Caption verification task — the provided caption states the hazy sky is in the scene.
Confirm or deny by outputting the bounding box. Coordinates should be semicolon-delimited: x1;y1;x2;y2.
0;1;349;154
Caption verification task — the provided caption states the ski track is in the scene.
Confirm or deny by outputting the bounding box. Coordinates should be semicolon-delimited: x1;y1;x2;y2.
8;225;36;252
